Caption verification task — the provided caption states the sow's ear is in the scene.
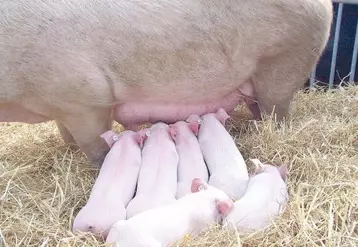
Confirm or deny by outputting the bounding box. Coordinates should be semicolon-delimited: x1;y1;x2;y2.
216;199;234;217
277;164;288;182
100;130;119;148
191;178;209;193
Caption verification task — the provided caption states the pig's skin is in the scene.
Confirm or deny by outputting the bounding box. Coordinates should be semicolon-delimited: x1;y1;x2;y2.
106;178;234;247
0;0;333;167
169;118;209;199
223;159;289;232
196;108;249;200
126;122;179;219
72;130;145;237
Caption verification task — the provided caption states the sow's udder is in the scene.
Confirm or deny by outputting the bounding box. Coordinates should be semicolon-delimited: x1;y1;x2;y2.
113;88;247;130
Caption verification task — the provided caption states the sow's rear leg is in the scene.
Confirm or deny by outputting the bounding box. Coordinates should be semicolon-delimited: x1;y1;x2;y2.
251;51;313;121
60;107;112;168
252;3;332;121
56;120;79;150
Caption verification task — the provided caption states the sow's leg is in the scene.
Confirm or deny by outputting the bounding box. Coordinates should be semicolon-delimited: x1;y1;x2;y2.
56;120;78;149
59;107;112;168
252;2;332;122
251;50;314;121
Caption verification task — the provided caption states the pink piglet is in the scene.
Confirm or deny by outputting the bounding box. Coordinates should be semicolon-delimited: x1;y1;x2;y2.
195;108;249;200
169;116;209;199
72;129;147;237
223;159;289;232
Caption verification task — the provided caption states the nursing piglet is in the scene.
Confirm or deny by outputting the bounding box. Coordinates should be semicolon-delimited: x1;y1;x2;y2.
169;118;209;199
106;178;234;247
72;130;146;237
192;108;249;200
126;122;179;218
223;159;289;232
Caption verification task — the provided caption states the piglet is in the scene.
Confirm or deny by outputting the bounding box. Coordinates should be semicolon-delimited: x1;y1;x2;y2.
72;129;146;237
223;159;289;232
191;108;249;200
126;122;179;219
106;178;234;247
169;118;209;199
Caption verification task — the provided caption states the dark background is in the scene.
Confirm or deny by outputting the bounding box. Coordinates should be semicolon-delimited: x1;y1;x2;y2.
306;2;358;88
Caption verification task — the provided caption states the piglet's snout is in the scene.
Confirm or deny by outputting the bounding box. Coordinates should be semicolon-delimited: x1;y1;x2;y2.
73;219;110;238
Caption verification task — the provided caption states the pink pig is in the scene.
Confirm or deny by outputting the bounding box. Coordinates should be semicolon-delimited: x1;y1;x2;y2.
126;122;179;219
223;159;289;232
106;178;234;247
72;130;146;237
191;108;249;200
169;118;209;199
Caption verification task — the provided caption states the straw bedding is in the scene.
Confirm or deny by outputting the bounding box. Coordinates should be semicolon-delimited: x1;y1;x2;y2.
0;84;357;247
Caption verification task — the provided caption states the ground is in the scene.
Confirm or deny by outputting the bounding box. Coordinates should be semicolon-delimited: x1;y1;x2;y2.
0;85;357;247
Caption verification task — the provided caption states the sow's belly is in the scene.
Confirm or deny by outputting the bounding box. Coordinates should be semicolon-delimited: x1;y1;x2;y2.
113;80;256;130
111;42;259;129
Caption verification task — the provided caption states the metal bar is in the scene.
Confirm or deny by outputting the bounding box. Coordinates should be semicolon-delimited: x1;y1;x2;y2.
329;3;344;88
309;65;317;88
332;0;358;4
349;21;358;82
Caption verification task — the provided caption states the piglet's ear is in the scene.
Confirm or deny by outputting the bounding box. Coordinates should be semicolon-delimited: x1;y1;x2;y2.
135;129;149;148
215;108;230;126
188;121;199;136
250;158;263;174
186;115;196;123
100;130;118;148
134;133;143;148
277;164;288;182
169;125;177;142
186;114;202;123
191;178;208;193
216;199;234;217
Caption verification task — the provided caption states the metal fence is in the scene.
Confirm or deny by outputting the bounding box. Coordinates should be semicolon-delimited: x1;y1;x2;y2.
309;0;358;88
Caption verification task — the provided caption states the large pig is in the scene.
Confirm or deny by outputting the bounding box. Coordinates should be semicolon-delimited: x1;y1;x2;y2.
0;0;333;167
194;108;249;200
169;118;209;199
223;159;289;232
72;130;146;237
106;178;234;247
125;122;179;218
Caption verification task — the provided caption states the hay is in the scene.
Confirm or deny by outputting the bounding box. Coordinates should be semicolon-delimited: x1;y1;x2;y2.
1;84;357;247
